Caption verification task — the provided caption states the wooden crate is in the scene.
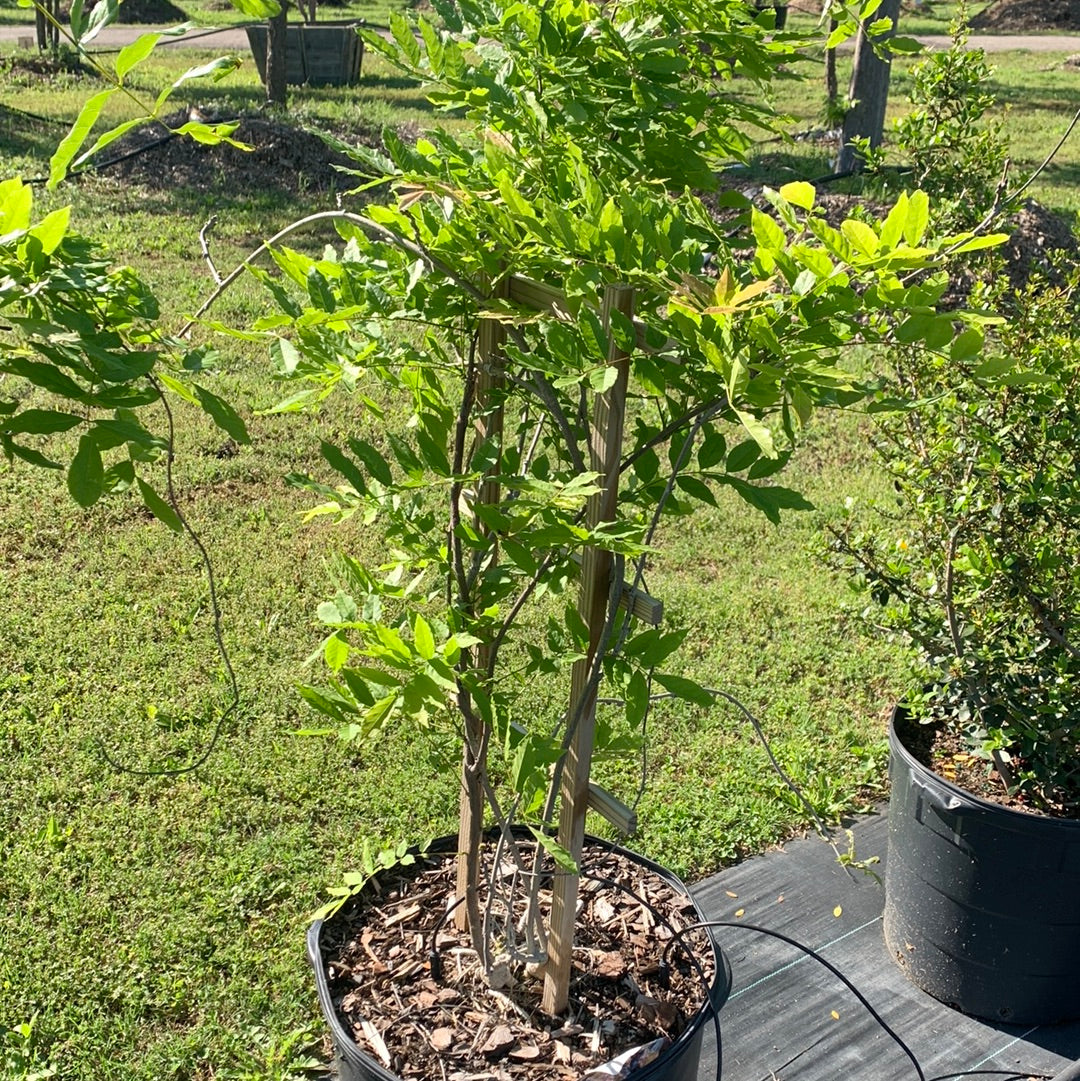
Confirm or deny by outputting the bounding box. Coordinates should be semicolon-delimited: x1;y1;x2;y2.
245;23;363;87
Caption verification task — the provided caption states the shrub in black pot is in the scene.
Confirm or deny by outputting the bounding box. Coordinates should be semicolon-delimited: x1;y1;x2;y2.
835;265;1080;1022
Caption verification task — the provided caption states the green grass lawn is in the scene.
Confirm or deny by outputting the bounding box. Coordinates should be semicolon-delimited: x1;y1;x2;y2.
1;14;1078;1081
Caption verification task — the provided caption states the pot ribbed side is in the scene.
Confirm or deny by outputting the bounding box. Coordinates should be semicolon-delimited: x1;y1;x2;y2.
884;706;1080;1024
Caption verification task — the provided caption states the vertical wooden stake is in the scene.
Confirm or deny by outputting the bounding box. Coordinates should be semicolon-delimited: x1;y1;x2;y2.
542;284;634;1016
455;277;509;935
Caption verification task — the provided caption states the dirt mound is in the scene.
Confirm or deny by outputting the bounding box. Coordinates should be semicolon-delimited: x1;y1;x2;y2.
971;0;1080;31
117;0;189;22
999;199;1079;288
93;109;398;197
723;186;1078;299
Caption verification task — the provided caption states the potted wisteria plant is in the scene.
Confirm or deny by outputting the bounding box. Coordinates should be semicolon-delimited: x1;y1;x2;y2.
0;0;996;1073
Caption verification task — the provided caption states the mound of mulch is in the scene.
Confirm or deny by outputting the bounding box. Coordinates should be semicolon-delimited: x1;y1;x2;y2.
97;0;189;22
999;200;1079;286
91;109;395;197
119;0;189;22
0;49;90;79
971;0;1080;30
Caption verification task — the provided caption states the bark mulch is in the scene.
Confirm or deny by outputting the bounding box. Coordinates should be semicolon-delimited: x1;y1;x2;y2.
315;839;719;1081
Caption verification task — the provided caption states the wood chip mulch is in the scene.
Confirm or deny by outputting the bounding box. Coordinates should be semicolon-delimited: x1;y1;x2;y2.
315;838;719;1081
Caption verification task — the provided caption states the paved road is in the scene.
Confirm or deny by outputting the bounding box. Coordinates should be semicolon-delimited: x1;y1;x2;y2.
3;22;1080;52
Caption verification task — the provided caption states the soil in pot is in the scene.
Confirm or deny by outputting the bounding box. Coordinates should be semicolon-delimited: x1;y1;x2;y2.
895;713;1034;813
312;836;724;1080
896;708;1075;816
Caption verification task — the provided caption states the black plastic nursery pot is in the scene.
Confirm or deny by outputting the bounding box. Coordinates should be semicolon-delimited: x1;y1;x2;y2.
884;705;1080;1024
308;833;731;1081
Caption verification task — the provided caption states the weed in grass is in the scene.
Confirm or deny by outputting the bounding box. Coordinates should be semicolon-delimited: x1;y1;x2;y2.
1;1017;58;1081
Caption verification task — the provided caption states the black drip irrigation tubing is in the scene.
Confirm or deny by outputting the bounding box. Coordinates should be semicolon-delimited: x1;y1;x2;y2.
79;20;262;54
807;163;914;186
0;101;70;129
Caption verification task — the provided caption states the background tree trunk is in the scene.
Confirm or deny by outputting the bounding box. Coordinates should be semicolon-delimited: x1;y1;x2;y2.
825;18;839;118
265;0;289;107
49;0;60;53
837;0;901;174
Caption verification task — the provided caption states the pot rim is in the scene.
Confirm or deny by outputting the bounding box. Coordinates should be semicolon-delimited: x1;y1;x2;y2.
308;831;729;1080
889;702;1080;827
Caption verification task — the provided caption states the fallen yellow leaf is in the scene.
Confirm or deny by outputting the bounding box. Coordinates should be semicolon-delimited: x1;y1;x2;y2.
833;905;842;918
725;890;737;898
734;908;745;918
831;1010;840;1020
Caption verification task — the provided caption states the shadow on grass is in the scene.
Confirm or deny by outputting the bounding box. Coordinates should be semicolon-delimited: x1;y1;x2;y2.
739;146;836;187
984;76;1080;111
0;113;66;167
1030;159;1080;198
355;72;422;92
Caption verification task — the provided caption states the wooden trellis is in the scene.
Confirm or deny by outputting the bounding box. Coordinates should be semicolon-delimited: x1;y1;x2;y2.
456;273;661;1014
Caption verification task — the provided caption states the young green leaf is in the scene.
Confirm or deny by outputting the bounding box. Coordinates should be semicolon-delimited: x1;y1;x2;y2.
28;206;71;256
67;435;104;508
80;0;118;45
194;385;250;445
653;672;715;708
0;177;33;233
325;633;350;672
115;34;162;82
528;827;578;874
2;409;82;436
137;478;184;533
229;0;281;15
48;89;118;189
734;409;777;459
904;191;930;247
778;181;815;212
413;614;436;660
321;442;367;495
